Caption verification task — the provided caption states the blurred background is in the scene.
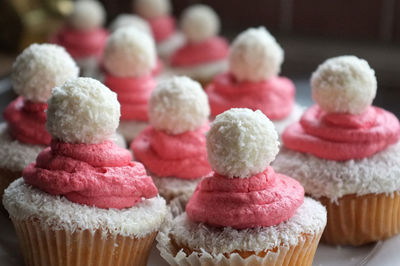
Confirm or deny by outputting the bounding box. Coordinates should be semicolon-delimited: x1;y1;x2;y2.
0;0;399;115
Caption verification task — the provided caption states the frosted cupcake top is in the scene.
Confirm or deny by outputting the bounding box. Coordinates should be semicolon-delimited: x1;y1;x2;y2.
206;27;295;120
132;76;212;179
186;108;304;229
4;43;79;146
283;56;400;161
23;77;158;209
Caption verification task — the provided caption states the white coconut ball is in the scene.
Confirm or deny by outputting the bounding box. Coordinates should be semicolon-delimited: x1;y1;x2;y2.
181;4;220;43
149;76;210;135
229;27;284;82
69;0;106;31
311;55;377;114
46;77;120;144
103;27;156;77
11;43;79;103
207;108;279;178
109;14;152;35
134;0;171;19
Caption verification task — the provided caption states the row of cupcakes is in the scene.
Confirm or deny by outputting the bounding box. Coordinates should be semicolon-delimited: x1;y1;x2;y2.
2;71;327;265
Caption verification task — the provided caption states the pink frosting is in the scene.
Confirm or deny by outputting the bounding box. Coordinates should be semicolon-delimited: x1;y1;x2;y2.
23;140;158;209
52;27;108;59
105;74;156;121
131;124;212;179
283;105;400;161
206;73;295;119
148;15;176;43
186;166;304;229
3;96;50;145
170;37;229;67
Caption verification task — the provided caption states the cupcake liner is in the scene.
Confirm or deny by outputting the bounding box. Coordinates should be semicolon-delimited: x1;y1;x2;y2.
12;218;157;266
156;229;322;266
319;192;400;245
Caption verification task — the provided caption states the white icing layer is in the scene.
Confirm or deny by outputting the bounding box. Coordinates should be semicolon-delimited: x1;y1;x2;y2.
159;197;326;254
0;123;44;172
157;32;185;59
171;59;228;82
3;178;168;238
272;141;400;201
152;175;200;201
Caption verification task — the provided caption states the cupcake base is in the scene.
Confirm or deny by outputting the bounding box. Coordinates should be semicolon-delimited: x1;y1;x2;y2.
319;192;400;246
13;218;157;266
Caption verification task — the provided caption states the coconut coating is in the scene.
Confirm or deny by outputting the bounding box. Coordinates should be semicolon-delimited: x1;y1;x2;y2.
68;0;106;31
134;0;171;19
11;43;79;103
109;14;152;35
206;108;279;178
180;4;220;43
46;77;120;144
229;27;284;82
149;76;210;135
311;55;377;114
103;27;156;77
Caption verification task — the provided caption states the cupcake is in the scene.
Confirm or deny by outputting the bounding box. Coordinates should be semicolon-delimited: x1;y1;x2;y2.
206;27;303;133
0;43;79;200
157;108;327;265
169;5;229;86
103;27;158;142
109;14;164;77
52;0;108;77
134;0;184;59
3;77;168;266
132;76;212;204
273;56;400;245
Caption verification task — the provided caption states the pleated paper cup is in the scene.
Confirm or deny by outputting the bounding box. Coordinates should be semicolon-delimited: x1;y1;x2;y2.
12;218;157;266
157;230;322;266
319;192;400;246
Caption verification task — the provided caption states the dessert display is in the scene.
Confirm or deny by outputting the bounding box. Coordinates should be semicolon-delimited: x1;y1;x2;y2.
52;0;108;77
134;0;184;59
206;27;303;133
169;5;229;86
273;56;400;245
157;108;327;265
3;77;168;266
0;43;79;200
132;76;212;203
103;27;157;142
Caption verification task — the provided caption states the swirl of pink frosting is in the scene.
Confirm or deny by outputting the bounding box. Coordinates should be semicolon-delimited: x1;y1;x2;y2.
186;166;304;229
206;73;295;119
131;124;212;179
170;37;229;67
3;96;50;145
23;140;158;209
52;27;108;59
283;105;400;161
105;74;156;121
148;15;176;43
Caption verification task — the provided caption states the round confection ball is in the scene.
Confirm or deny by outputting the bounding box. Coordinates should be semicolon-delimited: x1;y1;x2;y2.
68;0;106;31
206;108;279;178
180;4;220;43
311;55;377;114
11;43;79;103
103;27;156;77
149;76;210;135
109;14;152;35
134;0;171;19
46;77;120;144
229;27;284;82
